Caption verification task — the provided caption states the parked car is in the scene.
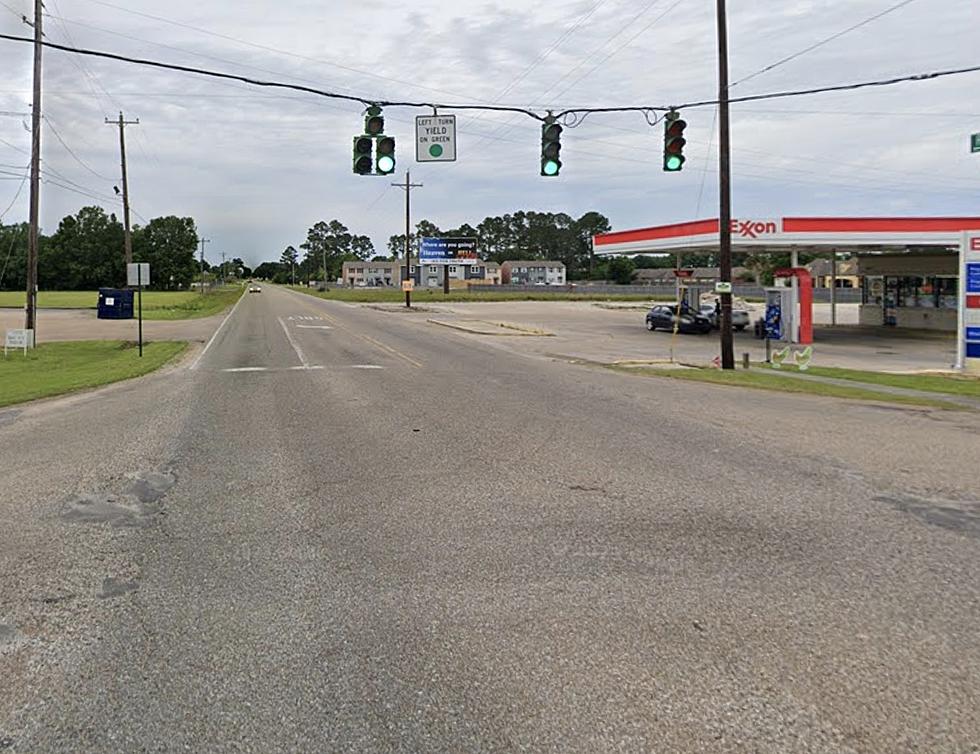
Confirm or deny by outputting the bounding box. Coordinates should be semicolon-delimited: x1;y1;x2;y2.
645;304;712;334
699;304;749;331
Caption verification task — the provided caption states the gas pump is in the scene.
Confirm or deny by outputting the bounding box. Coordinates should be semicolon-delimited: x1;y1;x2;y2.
764;268;813;344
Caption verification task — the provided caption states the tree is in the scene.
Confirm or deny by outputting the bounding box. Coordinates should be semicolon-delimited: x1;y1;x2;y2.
279;245;298;284
253;261;286;282
41;206;125;289
607;256;636;285
0;222;28;291
132;215;199;290
388;219;441;259
299;219;374;283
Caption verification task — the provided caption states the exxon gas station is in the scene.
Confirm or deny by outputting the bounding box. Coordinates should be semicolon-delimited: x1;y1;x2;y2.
593;216;980;372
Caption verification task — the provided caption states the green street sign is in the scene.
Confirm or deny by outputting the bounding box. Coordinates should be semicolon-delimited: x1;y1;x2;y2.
972;133;980;153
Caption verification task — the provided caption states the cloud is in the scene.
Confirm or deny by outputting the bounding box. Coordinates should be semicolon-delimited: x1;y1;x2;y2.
0;0;977;267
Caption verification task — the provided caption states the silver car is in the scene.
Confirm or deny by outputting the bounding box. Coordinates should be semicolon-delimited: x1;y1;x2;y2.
700;304;749;331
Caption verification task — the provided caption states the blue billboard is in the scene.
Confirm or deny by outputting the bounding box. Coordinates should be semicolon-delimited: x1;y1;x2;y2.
418;237;479;264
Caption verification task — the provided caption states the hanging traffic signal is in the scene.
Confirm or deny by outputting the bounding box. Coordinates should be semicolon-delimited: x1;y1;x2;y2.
541;118;562;177
663;110;686;172
353;135;373;175
376;136;395;174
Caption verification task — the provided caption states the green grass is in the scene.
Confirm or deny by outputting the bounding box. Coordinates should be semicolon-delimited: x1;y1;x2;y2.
761;365;980;398
609;365;964;410
0;287;243;319
0;340;187;408
288;285;672;303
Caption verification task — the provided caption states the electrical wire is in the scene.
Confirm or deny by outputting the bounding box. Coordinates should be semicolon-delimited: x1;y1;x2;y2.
2;32;974;121
731;0;919;88
43;117;116;181
0;163;28;219
0;0;23;20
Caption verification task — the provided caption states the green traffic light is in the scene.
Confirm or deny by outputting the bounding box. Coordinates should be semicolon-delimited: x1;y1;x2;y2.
664;154;684;171
542;159;560;176
377;155;395;174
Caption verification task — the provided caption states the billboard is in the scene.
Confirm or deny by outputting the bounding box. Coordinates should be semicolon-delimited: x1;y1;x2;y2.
418;237;479;265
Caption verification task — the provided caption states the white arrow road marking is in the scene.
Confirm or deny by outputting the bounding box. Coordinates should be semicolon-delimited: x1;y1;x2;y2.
295;325;332;330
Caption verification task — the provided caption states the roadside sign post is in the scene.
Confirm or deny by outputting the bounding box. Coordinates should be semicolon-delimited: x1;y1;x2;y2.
971;133;980;154
4;328;33;356
127;263;150;357
415;115;457;162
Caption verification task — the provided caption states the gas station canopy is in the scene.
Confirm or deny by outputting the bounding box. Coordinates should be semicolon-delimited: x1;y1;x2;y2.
593;217;980;256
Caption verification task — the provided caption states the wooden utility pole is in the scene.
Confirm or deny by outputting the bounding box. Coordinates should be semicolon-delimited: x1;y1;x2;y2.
24;0;42;335
198;237;210;294
391;171;423;308
716;0;735;370
106;112;139;267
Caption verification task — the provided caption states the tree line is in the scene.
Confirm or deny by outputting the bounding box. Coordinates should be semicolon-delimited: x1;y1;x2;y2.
254;209;613;284
0;206;212;291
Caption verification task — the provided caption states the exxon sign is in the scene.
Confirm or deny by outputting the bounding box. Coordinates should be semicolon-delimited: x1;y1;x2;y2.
730;219;779;239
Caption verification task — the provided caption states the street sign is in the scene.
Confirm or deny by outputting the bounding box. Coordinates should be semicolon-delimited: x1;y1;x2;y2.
960;232;980;371
416;115;457;162
4;328;33;355
972;133;980;153
715;281;733;294
401;279;414;292
673;269;694;278
126;262;150;287
418;237;478;264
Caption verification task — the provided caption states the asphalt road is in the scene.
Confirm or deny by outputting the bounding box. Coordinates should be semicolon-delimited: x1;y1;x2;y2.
1;285;978;752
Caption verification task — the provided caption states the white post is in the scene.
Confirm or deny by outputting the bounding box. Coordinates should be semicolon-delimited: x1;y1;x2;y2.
830;250;838;326
957;232;966;370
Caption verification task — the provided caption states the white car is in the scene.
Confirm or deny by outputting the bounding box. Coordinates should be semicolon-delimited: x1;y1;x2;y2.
248;284;261;293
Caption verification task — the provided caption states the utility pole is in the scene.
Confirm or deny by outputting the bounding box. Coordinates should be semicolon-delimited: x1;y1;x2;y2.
221;251;226;285
391;170;423;308
198;237;210;294
23;0;42;336
105;112;139;267
716;0;735;370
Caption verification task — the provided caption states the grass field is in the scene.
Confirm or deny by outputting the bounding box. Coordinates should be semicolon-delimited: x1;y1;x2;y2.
610;365;964;410
762;364;980;398
0;340;187;408
0;287;243;319
289;286;672;304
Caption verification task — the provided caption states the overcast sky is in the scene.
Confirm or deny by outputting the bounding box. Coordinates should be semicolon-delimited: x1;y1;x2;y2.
1;0;978;267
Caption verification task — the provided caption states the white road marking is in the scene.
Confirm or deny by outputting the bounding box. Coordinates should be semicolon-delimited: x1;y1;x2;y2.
349;365;384;370
189;289;248;371
296;325;332;330
277;316;309;368
222;365;325;373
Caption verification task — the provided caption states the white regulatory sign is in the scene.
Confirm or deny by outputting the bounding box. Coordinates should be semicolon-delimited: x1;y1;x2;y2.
416;115;457;162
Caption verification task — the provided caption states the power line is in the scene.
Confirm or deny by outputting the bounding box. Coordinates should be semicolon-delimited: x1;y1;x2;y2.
731;0;919;88
44;117;115;181
0;0;23;20
0;164;28;219
0;32;978;124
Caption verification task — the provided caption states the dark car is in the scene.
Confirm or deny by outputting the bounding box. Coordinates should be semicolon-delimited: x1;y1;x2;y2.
645;304;712;334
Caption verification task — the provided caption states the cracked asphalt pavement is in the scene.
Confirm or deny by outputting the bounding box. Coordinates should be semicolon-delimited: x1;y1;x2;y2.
1;285;978;752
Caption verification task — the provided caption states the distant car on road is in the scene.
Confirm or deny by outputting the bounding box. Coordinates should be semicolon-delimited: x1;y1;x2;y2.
248;284;262;293
645;304;712;334
699;304;749;331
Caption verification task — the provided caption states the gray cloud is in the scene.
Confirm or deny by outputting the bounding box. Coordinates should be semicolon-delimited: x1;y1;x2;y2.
0;0;977;267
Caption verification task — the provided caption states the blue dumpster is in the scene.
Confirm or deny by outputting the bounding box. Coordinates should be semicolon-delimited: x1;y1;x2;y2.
97;288;134;319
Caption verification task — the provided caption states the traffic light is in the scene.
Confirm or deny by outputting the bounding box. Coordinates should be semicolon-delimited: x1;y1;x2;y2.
663;110;686;172
541;119;562;176
376;135;395;174
353;135;373;175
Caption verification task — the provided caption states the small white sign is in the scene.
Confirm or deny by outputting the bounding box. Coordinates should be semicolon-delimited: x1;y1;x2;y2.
416;115;457;162
104;297;115;306
127;262;150;287
4;328;33;354
715;281;733;294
